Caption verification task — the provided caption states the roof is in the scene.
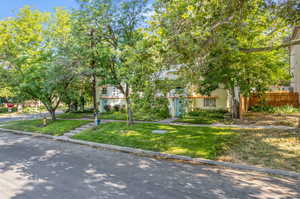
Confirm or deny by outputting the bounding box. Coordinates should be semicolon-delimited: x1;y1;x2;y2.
291;26;300;40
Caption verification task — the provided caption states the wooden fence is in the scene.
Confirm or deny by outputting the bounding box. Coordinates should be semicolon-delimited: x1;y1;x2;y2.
240;92;299;113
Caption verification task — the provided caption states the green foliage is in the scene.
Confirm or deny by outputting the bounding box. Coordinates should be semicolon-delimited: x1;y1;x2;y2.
175;109;228;124
249;105;300;114
132;93;170;120
150;0;298;112
0;107;17;113
0;7;75;119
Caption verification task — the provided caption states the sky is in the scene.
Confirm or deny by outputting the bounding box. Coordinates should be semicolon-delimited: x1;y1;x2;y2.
0;0;78;19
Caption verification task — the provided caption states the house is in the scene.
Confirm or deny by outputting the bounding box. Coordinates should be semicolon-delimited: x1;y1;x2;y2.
97;68;231;118
290;26;300;98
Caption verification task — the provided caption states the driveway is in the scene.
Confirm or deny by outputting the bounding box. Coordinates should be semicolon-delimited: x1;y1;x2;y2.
0;131;299;199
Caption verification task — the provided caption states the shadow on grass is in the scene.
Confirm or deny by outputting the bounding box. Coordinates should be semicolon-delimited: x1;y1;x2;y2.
73;122;240;159
73;122;300;173
222;128;300;173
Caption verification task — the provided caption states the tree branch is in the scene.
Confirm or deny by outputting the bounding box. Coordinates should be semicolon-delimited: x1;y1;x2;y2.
240;39;300;53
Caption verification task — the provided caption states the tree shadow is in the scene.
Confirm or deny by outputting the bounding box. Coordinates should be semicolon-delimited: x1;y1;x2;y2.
224;128;300;173
0;132;299;199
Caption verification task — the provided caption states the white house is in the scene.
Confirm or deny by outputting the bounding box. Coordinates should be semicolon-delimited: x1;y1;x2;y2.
97;67;231;117
290;26;300;98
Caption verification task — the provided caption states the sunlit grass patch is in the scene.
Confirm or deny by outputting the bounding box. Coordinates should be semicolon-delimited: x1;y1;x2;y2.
219;129;300;172
72;122;238;159
1;119;91;136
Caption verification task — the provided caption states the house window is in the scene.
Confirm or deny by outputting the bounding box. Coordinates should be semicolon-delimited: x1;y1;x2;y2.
204;98;216;107
112;87;119;96
101;87;107;95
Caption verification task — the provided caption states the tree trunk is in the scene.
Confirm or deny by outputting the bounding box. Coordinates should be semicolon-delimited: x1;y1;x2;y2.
125;97;134;125
231;86;241;119
50;109;56;121
92;74;97;113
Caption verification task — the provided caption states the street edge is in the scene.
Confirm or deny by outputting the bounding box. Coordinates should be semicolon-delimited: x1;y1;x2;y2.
1;127;300;179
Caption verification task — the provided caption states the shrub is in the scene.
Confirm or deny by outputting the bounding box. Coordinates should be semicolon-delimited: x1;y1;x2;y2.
0;107;17;113
187;109;228;118
120;105;126;113
113;105;121;112
249;105;274;113
249;105;299;114
104;105;112;112
272;105;299;114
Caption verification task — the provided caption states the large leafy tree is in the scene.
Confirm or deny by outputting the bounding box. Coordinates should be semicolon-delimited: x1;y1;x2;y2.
74;0;150;125
0;7;76;120
150;0;299;118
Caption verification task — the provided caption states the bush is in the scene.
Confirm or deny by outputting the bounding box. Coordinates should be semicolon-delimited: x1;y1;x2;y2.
249;105;299;114
113;105;121;112
0;107;17;113
120;105;126;113
249;105;274;113
187;109;228;118
104;105;112;112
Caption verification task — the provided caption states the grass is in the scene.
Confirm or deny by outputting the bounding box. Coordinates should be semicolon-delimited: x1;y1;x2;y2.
72;122;238;159
57;112;93;119
174;110;229;124
99;112;127;120
220;128;300;173
72;122;300;172
58;111;166;121
1;119;91;136
100;112;164;121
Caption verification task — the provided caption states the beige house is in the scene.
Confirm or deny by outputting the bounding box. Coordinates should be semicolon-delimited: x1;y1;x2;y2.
290;26;300;99
97;67;231;117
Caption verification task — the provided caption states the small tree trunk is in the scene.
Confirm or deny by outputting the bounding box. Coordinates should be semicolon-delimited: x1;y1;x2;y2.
50;110;56;121
125;97;134;125
231;86;241;119
92;74;97;113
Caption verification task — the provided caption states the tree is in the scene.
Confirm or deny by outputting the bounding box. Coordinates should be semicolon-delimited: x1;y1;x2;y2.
74;0;149;125
0;7;76;120
150;0;299;118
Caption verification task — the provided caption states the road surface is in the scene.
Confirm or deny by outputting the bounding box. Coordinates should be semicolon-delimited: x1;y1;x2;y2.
0;131;299;199
0;111;63;123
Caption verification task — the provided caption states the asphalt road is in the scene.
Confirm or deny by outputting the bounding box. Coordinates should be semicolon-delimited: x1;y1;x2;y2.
0;131;299;199
0;111;63;123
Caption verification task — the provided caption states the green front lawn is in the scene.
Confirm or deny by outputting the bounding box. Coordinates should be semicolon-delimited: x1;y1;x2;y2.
72;122;237;159
99;112;164;121
57;112;93;119
58;111;166;121
1;119;91;136
72;122;300;172
174;109;230;124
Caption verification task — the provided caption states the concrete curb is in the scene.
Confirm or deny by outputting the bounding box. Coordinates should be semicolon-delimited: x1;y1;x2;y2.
1;127;300;179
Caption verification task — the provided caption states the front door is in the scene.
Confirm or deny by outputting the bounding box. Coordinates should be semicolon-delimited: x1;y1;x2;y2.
101;99;108;112
174;98;184;117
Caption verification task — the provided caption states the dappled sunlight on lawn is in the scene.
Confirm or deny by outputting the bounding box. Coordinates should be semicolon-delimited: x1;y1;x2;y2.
219;128;300;172
73;122;239;159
